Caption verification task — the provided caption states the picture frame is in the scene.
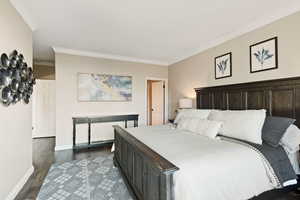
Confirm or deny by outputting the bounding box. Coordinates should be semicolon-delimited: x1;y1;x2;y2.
77;73;132;102
250;37;278;73
215;52;232;79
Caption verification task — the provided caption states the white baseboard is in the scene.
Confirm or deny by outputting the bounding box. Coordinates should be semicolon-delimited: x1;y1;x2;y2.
5;165;34;200
32;133;55;139
55;145;72;151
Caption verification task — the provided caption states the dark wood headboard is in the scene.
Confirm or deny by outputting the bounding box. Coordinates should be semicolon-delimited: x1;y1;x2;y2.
195;76;300;127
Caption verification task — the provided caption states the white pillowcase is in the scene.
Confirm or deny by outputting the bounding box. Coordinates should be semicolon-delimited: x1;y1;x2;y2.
177;117;198;131
174;109;213;124
208;110;266;144
177;117;223;139
280;124;300;153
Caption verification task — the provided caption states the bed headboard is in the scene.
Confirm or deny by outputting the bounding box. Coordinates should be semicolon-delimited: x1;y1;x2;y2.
195;76;300;127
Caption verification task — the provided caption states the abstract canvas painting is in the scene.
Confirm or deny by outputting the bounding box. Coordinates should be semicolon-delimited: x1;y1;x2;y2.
250;37;278;73
78;73;132;101
215;52;232;79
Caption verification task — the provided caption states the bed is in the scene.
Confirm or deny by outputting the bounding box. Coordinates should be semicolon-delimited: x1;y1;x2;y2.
113;76;300;200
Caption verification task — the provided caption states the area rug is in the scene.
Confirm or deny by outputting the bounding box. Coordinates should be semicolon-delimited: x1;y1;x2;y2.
37;154;133;200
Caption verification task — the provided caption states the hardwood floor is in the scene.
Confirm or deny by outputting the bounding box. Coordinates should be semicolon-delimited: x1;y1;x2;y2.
15;137;300;200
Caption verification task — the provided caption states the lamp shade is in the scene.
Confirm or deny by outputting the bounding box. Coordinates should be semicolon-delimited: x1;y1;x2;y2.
179;98;192;109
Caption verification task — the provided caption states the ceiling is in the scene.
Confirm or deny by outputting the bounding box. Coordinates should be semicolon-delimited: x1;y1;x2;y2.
10;0;300;66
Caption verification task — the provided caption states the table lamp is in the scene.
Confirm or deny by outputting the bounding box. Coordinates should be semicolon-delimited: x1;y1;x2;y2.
179;98;192;109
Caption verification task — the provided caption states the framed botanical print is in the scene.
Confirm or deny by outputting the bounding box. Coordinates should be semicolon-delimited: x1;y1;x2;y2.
250;37;278;73
215;52;232;79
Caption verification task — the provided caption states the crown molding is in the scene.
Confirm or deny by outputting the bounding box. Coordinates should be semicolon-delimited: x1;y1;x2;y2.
10;0;37;31
52;47;169;66
169;5;300;66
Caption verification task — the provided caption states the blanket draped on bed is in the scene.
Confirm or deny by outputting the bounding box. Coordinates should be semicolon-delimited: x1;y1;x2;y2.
221;136;297;187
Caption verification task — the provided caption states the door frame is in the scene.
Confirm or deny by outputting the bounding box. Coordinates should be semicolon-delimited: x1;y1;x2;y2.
32;81;36;138
145;77;168;125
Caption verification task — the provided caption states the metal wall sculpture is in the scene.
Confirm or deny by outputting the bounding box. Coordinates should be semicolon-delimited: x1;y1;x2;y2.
0;50;35;106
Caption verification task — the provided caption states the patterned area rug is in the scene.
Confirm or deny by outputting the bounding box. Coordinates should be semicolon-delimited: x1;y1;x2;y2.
37;154;133;200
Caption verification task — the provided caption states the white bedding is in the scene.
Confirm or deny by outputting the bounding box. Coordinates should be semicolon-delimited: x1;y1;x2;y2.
126;125;276;200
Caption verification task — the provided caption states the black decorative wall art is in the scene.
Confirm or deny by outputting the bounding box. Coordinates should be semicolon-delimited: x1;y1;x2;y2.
0;50;35;106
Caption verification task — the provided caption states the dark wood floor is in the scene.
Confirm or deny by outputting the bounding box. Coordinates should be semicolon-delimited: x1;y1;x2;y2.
15;137;300;200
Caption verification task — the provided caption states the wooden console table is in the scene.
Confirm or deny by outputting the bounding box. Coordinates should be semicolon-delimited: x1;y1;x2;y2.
72;114;139;150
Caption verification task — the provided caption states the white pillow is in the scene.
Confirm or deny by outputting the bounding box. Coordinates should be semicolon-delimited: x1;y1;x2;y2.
208;110;266;144
174;109;212;124
177;117;199;131
177;117;223;139
280;124;300;153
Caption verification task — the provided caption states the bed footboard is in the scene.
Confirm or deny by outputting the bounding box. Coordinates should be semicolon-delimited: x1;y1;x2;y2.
113;125;179;200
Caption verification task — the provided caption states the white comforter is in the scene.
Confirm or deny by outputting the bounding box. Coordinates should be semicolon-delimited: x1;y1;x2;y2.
126;125;275;200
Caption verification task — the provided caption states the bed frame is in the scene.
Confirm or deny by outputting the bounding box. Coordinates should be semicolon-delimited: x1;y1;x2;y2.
195;76;300;127
113;125;179;200
114;76;300;200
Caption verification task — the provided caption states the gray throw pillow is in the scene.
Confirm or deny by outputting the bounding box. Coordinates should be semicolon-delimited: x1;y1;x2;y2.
262;116;295;147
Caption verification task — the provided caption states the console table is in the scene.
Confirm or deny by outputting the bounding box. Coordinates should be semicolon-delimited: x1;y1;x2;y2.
72;114;139;150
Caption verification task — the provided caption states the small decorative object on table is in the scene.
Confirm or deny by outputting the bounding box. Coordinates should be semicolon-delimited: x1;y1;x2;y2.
250;37;278;73
168;119;175;124
0;50;35;106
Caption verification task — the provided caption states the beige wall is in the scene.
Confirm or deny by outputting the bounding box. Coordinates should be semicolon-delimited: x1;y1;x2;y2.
34;65;55;80
55;53;168;148
0;1;33;199
169;11;300;118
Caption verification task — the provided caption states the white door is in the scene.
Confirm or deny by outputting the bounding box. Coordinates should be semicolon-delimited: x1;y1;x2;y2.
32;80;56;138
151;81;164;125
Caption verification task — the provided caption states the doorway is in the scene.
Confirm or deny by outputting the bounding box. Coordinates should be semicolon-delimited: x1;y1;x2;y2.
147;79;166;125
32;80;56;138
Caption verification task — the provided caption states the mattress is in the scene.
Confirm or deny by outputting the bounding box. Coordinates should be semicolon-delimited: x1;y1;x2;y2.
126;124;277;200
